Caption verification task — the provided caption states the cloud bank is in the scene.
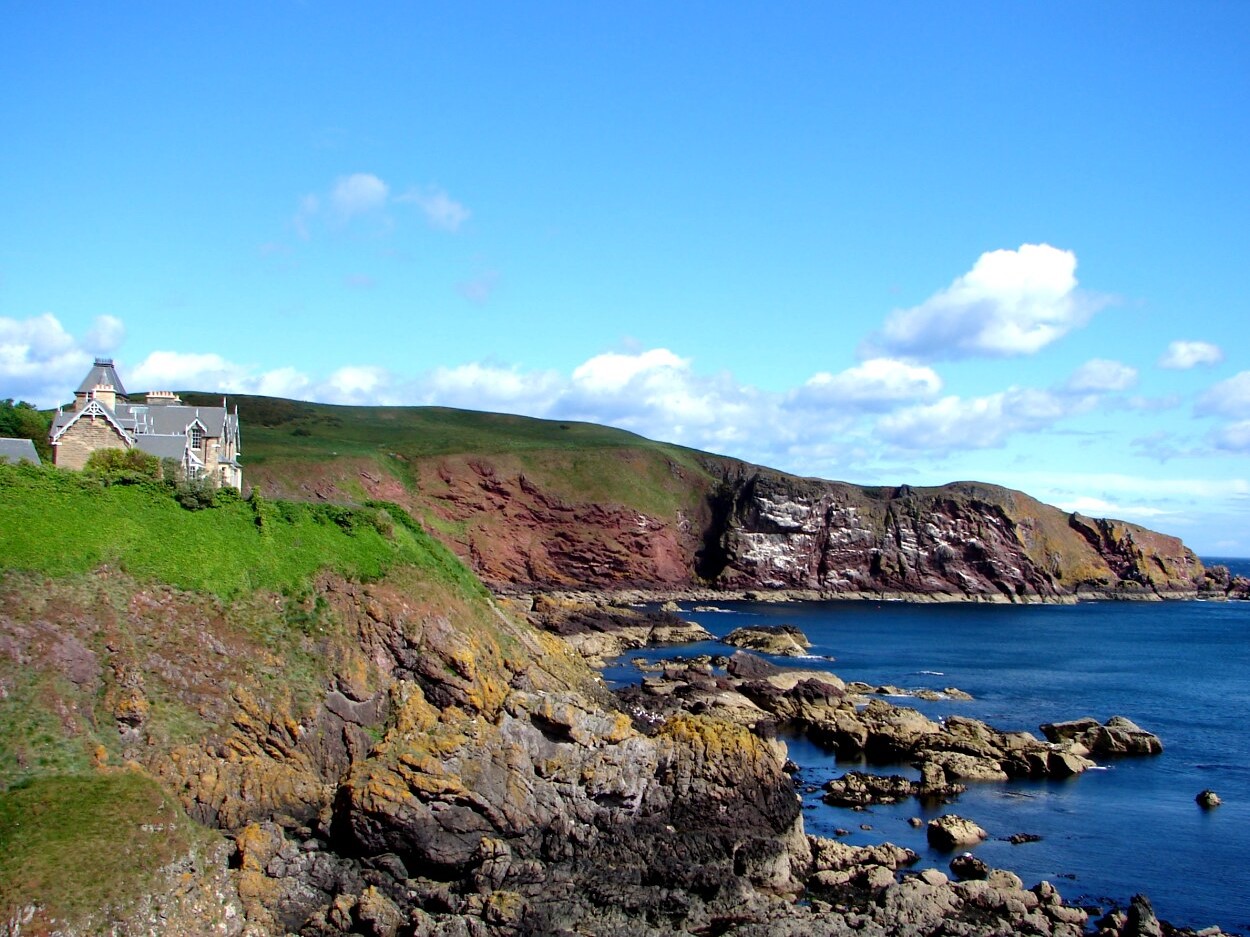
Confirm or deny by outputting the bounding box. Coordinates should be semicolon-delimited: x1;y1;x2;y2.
866;244;1106;361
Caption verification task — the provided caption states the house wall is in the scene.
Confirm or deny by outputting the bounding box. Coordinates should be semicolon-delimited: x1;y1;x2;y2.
54;417;130;469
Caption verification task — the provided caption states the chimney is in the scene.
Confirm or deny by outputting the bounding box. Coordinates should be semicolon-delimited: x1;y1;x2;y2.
91;382;117;411
146;390;181;406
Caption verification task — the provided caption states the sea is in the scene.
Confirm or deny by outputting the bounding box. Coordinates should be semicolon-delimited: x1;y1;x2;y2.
603;557;1250;934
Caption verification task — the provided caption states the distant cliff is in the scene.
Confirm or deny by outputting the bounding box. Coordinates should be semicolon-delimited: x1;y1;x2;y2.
693;465;1203;600
227;397;1209;601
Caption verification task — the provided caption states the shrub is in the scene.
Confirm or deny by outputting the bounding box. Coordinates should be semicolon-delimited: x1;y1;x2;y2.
174;473;217;511
84;448;162;484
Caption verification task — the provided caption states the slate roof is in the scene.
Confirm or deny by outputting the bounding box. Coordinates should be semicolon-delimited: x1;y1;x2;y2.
0;437;41;464
120;403;229;436
132;435;190;459
50;402;238;441
76;358;128;397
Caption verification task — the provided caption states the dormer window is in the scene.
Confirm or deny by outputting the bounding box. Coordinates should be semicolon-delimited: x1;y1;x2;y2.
189;425;203;450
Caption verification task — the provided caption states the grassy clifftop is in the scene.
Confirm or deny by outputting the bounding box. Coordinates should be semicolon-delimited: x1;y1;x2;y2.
0;460;483;601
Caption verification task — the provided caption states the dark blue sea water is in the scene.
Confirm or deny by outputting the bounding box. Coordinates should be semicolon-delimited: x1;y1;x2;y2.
605;558;1250;933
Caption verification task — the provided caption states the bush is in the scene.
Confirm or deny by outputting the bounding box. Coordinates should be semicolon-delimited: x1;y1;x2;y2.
174;473;217;511
84;448;162;484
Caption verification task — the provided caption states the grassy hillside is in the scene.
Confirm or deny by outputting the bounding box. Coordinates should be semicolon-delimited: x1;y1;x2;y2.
0;460;484;601
184;393;719;520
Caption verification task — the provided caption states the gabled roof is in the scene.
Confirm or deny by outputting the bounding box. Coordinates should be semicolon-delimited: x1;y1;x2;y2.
76;358;128;397
0;437;41;464
50;399;133;445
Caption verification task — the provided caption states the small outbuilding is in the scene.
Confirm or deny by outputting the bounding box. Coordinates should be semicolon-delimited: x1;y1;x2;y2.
0;437;42;465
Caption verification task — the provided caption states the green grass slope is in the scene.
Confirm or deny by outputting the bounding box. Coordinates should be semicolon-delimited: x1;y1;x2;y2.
185;393;719;519
0;461;484;600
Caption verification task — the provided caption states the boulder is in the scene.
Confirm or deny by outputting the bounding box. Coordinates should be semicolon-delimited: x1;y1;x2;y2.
1039;716;1101;742
1047;749;1094;777
926;814;988;850
1196;789;1222;809
922;750;1009;783
724;650;781;679
1124;893;1163;937
949;853;989;881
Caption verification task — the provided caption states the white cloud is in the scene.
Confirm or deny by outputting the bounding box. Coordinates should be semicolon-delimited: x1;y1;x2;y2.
1160;340;1223;370
253;367;312;399
875;387;1072;452
790;358;942;412
867;244;1106;360
130;351;264;392
1211;420;1250;453
400;186;470;232
1064;358;1138;393
1197;371;1250;418
84;315;126;353
1053;495;1172;519
323;365;395;404
330;173;389;217
570;349;689;394
417;362;564;412
291;176;469;240
0;313;120;406
1007;470;1250;503
293;194;319;240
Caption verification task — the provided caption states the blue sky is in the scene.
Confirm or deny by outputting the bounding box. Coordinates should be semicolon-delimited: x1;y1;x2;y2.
3;3;1249;555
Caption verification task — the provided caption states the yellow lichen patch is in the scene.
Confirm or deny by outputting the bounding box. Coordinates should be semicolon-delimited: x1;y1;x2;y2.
602;711;635;745
660;714;771;765
482;889;526;927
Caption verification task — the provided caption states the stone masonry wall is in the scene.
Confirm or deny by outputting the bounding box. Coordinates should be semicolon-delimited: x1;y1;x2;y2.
54;417;130;470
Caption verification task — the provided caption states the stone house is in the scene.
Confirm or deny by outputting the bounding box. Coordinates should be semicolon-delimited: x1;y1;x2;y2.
49;358;242;488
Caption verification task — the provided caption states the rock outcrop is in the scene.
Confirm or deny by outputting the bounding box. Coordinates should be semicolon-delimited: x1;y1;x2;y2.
723;624;813;656
1040;716;1164;756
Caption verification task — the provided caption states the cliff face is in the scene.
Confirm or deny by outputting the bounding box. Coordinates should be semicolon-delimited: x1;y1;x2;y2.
0;566;806;935
263;455;1202;600
697;469;1204;600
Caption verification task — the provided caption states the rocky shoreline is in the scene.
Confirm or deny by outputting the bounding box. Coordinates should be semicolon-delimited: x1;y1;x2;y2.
511;579;1249;610
522;597;1237;937
3;571;1240;936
